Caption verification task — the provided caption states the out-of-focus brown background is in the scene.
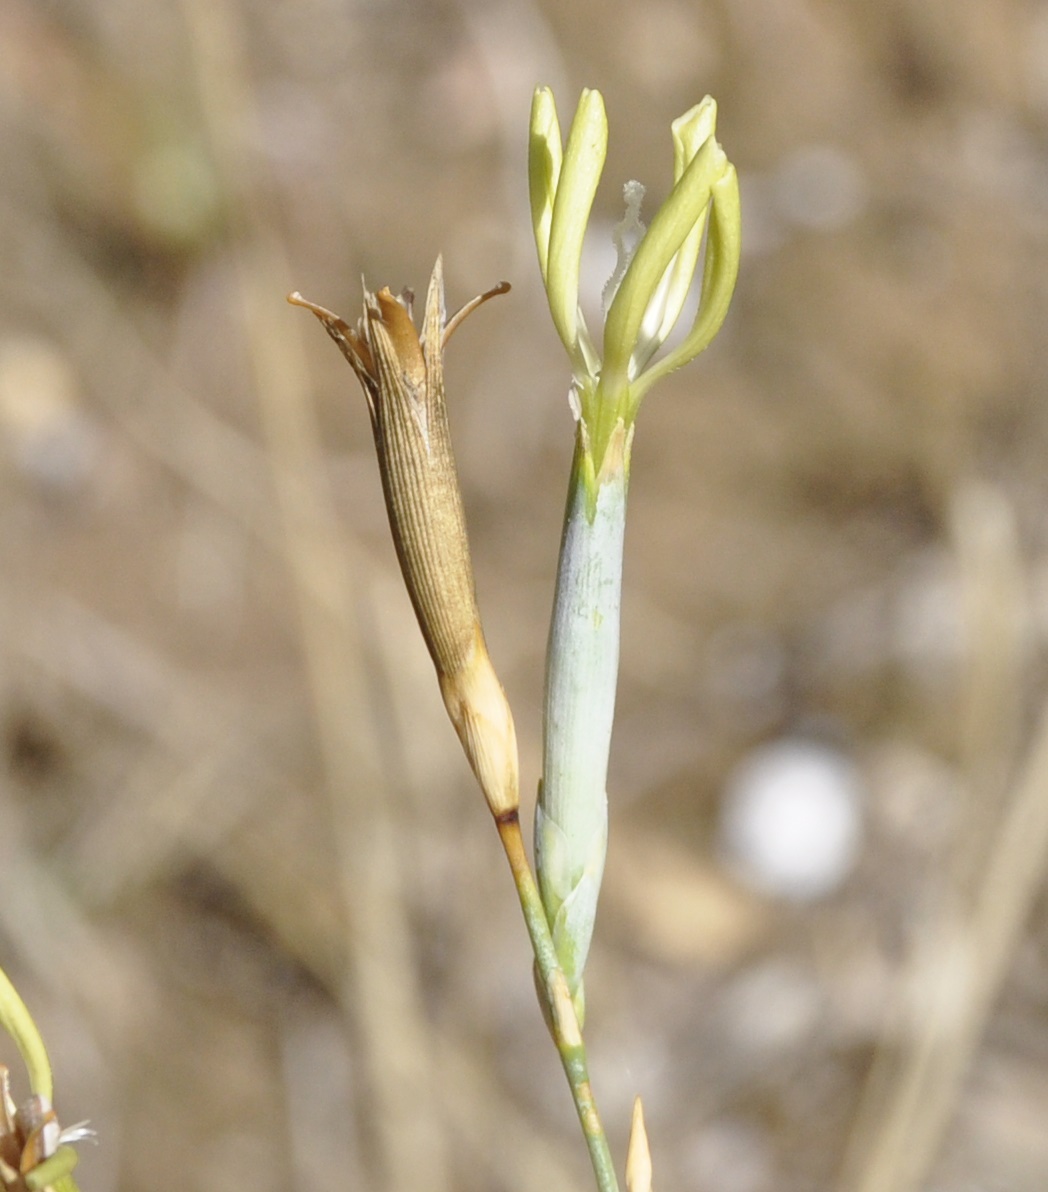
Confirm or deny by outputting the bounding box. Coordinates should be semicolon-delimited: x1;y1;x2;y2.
2;1;1048;1190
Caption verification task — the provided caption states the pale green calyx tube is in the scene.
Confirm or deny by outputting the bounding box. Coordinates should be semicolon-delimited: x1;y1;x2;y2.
530;87;741;1020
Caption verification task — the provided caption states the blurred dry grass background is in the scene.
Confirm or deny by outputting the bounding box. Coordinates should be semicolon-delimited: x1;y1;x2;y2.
2;1;1048;1190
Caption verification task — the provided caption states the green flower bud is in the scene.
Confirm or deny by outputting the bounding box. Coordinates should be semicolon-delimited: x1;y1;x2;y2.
529;87;741;477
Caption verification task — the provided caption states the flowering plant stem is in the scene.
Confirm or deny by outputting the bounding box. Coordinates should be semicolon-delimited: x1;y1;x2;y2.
526;83;739;1191
495;811;620;1192
0;965;83;1192
290;265;623;1190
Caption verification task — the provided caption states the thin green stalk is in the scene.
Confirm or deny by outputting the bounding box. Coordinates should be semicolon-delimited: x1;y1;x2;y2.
496;811;620;1192
0;967;83;1192
0;965;52;1102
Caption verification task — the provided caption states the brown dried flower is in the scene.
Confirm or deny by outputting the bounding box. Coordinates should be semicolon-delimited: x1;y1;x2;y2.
289;258;518;817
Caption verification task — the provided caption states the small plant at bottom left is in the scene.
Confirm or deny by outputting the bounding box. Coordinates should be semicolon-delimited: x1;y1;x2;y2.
0;964;89;1192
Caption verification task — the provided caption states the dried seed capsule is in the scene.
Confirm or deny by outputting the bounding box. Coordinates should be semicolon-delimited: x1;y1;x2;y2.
290;259;519;817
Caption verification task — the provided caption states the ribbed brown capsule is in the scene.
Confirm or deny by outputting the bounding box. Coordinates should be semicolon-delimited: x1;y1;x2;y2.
289;258;518;816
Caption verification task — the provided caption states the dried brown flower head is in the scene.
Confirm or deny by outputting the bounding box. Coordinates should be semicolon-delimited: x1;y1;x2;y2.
289;258;518;817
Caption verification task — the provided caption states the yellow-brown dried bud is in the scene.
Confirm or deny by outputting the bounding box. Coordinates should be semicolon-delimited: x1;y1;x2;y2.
289;258;518;816
626;1097;653;1192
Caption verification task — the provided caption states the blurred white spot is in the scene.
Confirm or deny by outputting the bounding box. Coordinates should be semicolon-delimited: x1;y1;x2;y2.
719;738;863;900
773;144;867;230
0;335;100;494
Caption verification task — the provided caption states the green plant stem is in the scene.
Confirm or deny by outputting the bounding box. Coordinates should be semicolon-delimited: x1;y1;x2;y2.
495;811;620;1192
0;965;52;1102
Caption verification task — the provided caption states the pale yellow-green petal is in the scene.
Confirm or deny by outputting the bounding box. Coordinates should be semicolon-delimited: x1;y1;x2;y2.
672;97;718;176
602;136;721;402
635;213;707;374
528;87;563;284
641;99;721;359
546;88;607;370
630;161;741;410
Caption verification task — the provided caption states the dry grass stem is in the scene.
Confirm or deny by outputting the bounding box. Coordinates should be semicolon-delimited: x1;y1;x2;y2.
180;1;451;1188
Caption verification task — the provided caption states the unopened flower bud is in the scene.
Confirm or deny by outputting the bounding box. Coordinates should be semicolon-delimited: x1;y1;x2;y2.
626;1097;653;1192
